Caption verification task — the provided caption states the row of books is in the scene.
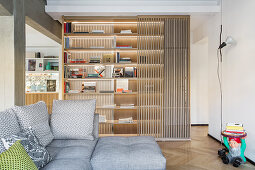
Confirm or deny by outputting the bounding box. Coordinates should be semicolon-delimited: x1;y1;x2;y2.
65;29;133;34
64;22;72;33
65;66;137;79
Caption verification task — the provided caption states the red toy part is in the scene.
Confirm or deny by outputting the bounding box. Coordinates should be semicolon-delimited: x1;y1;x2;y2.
229;138;241;143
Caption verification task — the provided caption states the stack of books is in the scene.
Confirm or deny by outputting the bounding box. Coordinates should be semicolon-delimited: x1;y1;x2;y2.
225;123;245;135
89;56;101;63
116;45;132;49
120;30;132;34
92;30;105;34
120;104;135;109
81;82;96;93
119;117;133;123
119;58;131;63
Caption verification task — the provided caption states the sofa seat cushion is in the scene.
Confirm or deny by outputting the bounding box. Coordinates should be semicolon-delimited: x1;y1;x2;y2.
91;136;166;170
41;139;98;170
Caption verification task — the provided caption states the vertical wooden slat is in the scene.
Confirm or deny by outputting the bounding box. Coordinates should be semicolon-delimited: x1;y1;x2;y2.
138;15;190;140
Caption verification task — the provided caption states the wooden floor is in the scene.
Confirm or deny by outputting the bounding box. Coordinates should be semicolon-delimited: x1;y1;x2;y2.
158;126;254;170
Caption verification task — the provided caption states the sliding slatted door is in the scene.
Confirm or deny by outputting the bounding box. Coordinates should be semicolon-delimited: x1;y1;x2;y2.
137;16;190;140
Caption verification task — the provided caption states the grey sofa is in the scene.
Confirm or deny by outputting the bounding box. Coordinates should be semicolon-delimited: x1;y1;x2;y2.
0;102;166;170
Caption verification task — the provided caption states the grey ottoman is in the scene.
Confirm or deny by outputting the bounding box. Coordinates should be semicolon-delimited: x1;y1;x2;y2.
91;136;166;170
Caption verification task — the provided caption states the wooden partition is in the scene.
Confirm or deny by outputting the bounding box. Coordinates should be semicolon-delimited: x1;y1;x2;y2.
137;16;190;140
25;93;59;113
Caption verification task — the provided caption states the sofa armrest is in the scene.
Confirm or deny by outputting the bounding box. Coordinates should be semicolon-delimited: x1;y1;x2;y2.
93;113;99;139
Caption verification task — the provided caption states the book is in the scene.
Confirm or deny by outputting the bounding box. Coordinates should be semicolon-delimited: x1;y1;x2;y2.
105;65;114;78
73;31;89;34
118;117;133;123
103;53;114;63
120;30;132;34
113;67;124;77
89;56;101;63
68;90;80;93
116;52;120;63
91;30;105;34
81;82;96;93
116;79;128;91
99;90;114;93
116;45;132;48
124;67;135;77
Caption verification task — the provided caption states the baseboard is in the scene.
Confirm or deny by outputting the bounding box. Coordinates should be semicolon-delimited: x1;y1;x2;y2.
208;134;255;166
191;124;208;126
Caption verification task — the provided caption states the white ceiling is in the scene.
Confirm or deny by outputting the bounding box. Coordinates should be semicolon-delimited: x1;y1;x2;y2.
26;24;60;47
45;0;220;21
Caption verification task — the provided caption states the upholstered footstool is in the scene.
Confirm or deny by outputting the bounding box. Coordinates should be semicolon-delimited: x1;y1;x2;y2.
91;136;166;170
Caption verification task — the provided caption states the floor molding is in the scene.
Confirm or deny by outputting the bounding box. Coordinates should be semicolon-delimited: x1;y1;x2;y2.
208;134;255;166
191;124;208;126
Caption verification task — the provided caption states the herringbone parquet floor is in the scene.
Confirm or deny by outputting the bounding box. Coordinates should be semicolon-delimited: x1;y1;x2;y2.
158;126;255;170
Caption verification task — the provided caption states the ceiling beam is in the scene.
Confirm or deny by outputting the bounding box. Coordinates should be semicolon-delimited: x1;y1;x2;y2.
0;0;61;44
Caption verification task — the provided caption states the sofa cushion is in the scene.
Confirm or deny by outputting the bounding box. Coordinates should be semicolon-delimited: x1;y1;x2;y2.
0;109;21;154
41;139;98;170
91;136;166;170
1;128;51;169
51;99;96;140
13;101;53;146
0;141;38;170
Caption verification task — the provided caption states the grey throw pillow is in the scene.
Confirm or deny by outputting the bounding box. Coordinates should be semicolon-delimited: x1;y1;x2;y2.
0;108;21;154
1;128;51;169
51;99;96;140
13;101;54;146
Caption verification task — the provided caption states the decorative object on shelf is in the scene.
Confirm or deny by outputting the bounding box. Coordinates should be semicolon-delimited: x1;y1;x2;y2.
35;52;41;58
124;67;136;77
45;62;51;70
28;59;36;71
103;53;114;63
35;59;43;71
47;80;56;92
113;67;124;77
99;115;107;123
218;123;247;167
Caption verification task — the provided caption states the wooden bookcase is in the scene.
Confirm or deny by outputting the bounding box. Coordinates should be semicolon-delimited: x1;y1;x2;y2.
62;17;138;136
62;16;190;139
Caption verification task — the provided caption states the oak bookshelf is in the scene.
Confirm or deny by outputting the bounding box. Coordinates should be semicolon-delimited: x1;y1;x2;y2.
62;17;139;136
62;16;190;139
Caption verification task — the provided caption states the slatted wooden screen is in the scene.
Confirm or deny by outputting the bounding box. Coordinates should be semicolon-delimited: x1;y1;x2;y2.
137;16;190;140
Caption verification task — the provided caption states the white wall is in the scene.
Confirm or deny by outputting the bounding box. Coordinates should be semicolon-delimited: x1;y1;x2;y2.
0;17;15;111
190;35;209;124
207;0;255;162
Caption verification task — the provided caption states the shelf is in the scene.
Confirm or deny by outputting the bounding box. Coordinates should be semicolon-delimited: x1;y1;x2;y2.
26;71;59;74
65;92;137;95
25;92;59;94
64;62;137;66
100;120;137;125
99;134;138;137
26;58;59;60
64;48;137;52
65;78;137;81
96;106;138;110
64;33;138;37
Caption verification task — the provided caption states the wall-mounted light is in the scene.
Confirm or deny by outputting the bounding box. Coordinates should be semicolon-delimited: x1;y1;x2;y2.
218;36;235;49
